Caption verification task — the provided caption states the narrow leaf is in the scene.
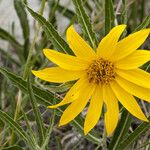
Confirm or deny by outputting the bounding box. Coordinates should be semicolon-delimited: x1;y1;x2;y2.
14;0;30;40
105;0;115;34
21;108;36;144
1;145;24;150
41;106;56;150
0;48;20;66
56;4;75;19
27;75;45;145
73;0;98;49
46;82;74;93
117;117;150;150
109;109;132;150
134;13;150;31
26;6;73;55
0;28;22;50
0;110;33;148
0;67;101;145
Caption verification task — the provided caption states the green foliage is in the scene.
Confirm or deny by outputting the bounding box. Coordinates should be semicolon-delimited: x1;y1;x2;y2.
1;0;150;149
117;117;150;149
0;110;35;149
109;109;132;150
135;13;150;31
0;28;22;50
73;0;98;49
1;145;24;150
26;6;73;55
104;0;115;34
27;75;45;145
0;67;101;145
14;0;30;41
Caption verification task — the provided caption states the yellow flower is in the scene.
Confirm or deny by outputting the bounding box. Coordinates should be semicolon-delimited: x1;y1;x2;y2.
32;25;150;136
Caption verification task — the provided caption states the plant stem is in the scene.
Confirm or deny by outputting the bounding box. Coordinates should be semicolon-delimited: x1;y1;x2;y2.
102;127;107;150
41;109;56;150
23;0;46;80
10;0;46;144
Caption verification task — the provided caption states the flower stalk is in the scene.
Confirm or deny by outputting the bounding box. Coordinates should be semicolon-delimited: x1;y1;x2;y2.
10;0;46;144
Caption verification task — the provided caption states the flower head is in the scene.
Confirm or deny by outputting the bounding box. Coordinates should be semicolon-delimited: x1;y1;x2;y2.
32;25;150;136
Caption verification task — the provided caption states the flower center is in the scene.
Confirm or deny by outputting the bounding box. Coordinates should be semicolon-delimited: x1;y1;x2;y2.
86;58;116;84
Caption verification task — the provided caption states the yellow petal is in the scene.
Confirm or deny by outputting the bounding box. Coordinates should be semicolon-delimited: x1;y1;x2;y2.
111;29;150;61
66;25;96;59
110;81;148;122
115;50;150;70
43;49;90;70
116;75;150;102
48;77;87;108
59;82;95;126
32;67;84;83
103;84;119;136
84;85;103;135
116;69;150;89
97;25;126;59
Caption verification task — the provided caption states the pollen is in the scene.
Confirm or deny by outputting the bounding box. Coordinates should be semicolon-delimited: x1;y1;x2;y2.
87;58;116;84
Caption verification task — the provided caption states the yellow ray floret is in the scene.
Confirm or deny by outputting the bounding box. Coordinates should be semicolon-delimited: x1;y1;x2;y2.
59;82;96;126
67;25;96;59
111;28;150;61
116;76;150;102
43;49;90;71
32;67;84;83
32;24;150;136
47;77;87;108
110;81;148;122
103;84;119;136
84;85;103;135
116;69;150;89
115;50;150;70
97;24;126;59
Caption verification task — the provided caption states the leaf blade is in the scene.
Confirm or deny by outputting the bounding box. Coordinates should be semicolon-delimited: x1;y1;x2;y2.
0;66;101;145
73;0;98;49
14;0;30;40
0;110;34;148
27;75;45;146
0;28;22;50
117;118;150;150
26;6;73;55
109;109;132;150
134;13;150;31
105;0;115;35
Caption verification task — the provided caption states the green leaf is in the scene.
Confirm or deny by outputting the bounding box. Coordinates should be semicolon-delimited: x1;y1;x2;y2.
41;104;56;150
0;67;101;145
121;0;128;24
117;117;150;150
48;0;58;28
47;82;74;93
27;75;45;145
0;48;20;66
140;0;145;22
26;6;73;55
0;28;22;50
14;0;30;41
105;0;115;34
73;0;98;49
83;0;93;13
1;145;24;150
134;13;150;31
56;4;75;19
109;109;132;150
0;110;34;149
21;108;36;144
23;38;30;60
